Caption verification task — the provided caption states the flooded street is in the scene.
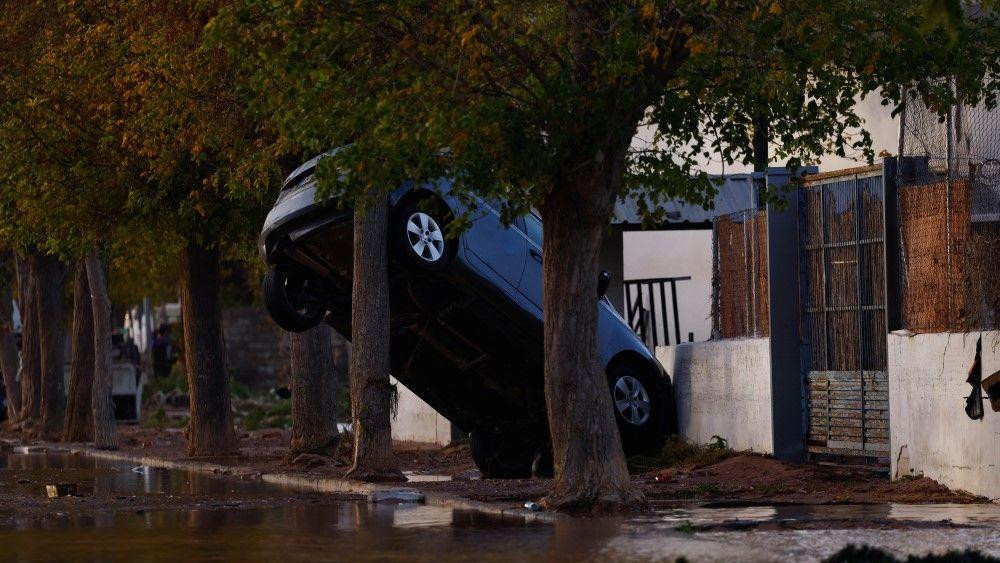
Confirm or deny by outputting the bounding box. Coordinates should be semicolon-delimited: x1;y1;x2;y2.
2;451;1000;562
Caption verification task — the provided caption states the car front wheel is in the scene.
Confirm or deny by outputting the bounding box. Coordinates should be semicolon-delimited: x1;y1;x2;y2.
470;430;551;478
262;267;326;332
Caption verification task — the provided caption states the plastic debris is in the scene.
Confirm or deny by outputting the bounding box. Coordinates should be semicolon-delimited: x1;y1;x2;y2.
524;502;541;512
45;483;78;498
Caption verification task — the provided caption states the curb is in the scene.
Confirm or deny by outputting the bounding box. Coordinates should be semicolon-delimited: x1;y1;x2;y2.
60;444;560;524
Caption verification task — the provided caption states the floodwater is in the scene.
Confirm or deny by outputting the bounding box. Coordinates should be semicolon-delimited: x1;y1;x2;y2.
3;451;1000;562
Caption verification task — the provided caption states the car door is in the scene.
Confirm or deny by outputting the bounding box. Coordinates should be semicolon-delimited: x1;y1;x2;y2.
463;198;528;289
516;212;544;312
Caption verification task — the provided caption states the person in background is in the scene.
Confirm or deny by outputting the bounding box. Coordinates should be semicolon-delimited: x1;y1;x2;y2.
151;324;173;379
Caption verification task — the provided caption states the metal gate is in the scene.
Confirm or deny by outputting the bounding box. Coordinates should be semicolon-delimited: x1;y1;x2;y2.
800;167;890;458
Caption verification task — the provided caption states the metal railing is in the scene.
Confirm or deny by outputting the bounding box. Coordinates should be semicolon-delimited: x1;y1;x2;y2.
624;276;691;349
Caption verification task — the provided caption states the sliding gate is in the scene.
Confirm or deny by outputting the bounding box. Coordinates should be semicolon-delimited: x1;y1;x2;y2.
800;167;890;459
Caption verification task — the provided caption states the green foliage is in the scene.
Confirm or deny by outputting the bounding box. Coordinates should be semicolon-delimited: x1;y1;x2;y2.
229;377;252;400
214;0;999;225
239;399;292;431
144;405;188;430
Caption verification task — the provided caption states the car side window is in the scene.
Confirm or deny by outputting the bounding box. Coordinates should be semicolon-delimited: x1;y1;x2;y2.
523;213;543;247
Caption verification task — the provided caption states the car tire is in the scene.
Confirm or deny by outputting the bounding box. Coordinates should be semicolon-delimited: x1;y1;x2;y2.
607;364;673;456
470;430;541;479
393;196;456;271
262;266;326;333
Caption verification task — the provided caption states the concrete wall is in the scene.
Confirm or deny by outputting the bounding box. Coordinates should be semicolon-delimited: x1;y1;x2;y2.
889;331;1000;499
656;339;774;453
222;307;291;390
623;229;713;342
391;378;456;446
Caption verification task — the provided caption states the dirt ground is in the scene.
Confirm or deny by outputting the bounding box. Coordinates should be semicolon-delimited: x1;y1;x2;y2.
104;426;986;507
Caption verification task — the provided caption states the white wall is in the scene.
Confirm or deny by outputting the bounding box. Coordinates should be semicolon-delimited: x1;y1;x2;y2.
623;229;713;343
635;95;899;175
889;331;1000;499
391;378;454;446
657;339;773;453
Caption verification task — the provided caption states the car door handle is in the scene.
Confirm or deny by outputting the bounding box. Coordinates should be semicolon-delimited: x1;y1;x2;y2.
529;248;542;262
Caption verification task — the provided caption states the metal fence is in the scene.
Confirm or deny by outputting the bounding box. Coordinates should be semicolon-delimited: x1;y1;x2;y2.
800;170;888;372
624;276;692;349
711;208;769;339
897;89;1000;332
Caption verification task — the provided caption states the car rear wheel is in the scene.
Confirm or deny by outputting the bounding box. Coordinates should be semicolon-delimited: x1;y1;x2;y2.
263;267;326;332
394;196;456;271
607;364;673;456
470;430;550;478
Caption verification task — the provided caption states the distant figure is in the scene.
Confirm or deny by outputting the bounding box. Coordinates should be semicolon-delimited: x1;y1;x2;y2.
151;324;173;379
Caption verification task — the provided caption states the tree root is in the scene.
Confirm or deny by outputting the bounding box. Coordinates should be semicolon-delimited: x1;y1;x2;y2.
541;482;649;514
345;465;408;483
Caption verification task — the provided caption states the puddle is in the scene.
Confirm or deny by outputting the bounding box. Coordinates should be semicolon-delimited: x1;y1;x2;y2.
650;502;1000;527
2;451;1000;562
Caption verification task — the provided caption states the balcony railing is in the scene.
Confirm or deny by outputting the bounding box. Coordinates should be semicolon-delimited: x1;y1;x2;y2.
624;276;691;349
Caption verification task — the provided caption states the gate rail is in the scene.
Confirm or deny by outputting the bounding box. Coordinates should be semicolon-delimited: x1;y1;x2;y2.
624;276;691;349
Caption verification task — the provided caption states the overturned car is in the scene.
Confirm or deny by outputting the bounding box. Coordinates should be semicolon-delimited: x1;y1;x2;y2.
260;155;676;477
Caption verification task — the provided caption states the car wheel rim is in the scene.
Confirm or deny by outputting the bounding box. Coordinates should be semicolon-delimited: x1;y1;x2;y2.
613;375;651;425
406;212;445;262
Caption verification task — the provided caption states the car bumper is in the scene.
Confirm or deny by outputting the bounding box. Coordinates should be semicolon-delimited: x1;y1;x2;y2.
259;183;351;266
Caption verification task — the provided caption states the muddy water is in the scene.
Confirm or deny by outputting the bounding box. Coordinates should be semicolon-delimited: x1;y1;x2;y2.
3;452;1000;562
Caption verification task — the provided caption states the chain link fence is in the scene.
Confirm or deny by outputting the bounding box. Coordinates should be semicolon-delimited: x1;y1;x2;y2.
898;90;1000;332
711;208;769;339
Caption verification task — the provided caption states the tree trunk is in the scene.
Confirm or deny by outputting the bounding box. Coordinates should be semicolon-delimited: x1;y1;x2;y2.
16;253;41;427
63;261;95;442
86;252;117;450
179;241;238;457
345;197;404;482
35;253;68;440
539;145;645;513
0;250;22;421
287;323;342;457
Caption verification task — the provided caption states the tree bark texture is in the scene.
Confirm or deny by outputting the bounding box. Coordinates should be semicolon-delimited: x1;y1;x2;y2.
0;283;21;421
346;198;404;482
63;261;95;442
16;253;40;426
86;252;117;450
34;252;68;440
179;241;238;457
288;323;342;457
539;143;645;513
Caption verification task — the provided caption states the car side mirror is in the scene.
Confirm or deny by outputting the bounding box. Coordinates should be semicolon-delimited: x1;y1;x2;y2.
597;270;611;300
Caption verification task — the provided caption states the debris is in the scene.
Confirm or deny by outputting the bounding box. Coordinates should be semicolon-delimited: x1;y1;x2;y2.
523;502;541;512
368;489;425;504
452;469;482;481
654;470;674;483
16;478;31;484
966;336;984;420
287;453;330;469
13;446;46;454
45;483;78;498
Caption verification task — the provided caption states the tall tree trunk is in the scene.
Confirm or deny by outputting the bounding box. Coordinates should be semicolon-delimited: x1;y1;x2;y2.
35;253;68;440
179;241;238;457
63;261;95;442
0;252;22;421
287;323;342;457
346;198;404;482
16;253;41;427
86;252;117;450
539;145;644;513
